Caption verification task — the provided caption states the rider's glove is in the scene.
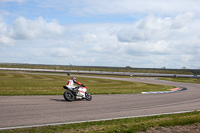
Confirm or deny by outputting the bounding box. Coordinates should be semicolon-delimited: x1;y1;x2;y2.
81;84;85;87
75;86;79;89
74;86;79;92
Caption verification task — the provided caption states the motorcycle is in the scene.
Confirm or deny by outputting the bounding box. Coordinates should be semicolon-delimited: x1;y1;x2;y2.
63;84;92;101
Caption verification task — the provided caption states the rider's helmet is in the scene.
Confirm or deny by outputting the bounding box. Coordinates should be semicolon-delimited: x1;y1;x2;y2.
71;77;76;82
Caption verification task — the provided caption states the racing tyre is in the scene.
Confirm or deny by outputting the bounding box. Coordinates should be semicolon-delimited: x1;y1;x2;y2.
85;92;92;101
63;91;74;101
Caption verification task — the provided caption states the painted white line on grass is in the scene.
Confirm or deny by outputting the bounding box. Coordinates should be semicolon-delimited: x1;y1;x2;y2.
0;109;199;130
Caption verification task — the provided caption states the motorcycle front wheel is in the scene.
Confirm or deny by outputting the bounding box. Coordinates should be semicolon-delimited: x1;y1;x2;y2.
85;92;92;101
63;91;74;101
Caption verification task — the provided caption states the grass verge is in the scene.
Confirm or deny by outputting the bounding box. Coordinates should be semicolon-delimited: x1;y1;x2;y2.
159;77;200;84
0;71;175;95
1;111;200;133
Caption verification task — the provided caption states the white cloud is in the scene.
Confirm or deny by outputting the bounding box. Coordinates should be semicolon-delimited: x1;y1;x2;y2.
115;13;200;68
83;33;97;43
12;17;64;40
0;36;14;45
1;0;200;68
0;16;14;45
0;16;64;47
117;13;198;43
1;13;200;68
51;47;72;57
117;13;200;45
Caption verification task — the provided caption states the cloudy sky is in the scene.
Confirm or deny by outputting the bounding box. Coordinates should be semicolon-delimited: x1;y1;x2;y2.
0;0;200;68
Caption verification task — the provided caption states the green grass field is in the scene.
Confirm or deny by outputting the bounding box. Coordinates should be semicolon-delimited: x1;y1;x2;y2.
1;111;199;133
159;77;200;84
0;70;199;132
0;71;175;95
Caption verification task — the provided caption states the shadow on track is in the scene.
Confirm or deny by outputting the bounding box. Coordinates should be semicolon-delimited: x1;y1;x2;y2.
50;98;87;102
50;99;66;102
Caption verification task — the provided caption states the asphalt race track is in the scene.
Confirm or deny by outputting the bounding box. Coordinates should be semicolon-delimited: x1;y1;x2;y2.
0;76;200;130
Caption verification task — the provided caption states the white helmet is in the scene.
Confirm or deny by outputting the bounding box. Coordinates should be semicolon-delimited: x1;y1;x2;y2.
71;77;76;82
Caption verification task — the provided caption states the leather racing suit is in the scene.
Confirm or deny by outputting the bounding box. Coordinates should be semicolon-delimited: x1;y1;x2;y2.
66;77;86;97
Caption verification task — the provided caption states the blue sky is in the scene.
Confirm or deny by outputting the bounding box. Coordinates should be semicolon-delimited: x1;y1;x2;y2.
0;0;200;68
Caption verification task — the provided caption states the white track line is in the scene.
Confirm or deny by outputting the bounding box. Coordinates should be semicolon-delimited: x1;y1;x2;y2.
0;110;199;130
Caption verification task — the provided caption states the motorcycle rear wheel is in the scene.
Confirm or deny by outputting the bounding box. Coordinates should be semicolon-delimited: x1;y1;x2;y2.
85;92;92;101
63;91;74;101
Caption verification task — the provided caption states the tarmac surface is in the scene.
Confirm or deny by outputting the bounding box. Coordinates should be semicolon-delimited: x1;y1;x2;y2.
0;76;200;130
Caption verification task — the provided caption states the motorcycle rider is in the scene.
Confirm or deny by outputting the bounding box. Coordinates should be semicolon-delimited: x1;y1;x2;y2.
66;77;86;97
